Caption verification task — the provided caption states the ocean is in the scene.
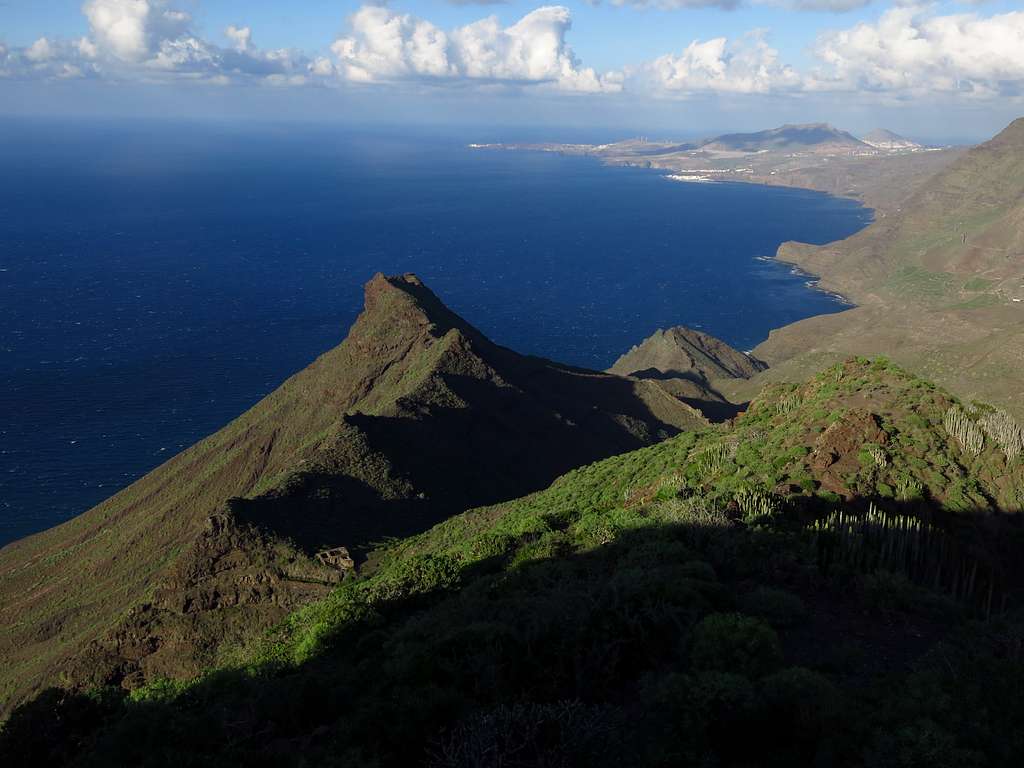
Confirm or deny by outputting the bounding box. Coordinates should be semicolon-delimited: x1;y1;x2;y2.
0;119;871;545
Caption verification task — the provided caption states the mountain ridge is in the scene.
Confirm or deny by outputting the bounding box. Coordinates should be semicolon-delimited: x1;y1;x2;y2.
0;272;712;714
698;123;868;153
6;357;1024;766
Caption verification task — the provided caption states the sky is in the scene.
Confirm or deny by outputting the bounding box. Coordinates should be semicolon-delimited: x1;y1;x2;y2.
1;0;1023;141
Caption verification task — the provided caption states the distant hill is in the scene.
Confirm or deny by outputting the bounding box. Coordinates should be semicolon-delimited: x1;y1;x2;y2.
861;129;923;151
0;273;709;715
747;116;1024;418
608;326;766;418
698;123;869;153
610;326;766;381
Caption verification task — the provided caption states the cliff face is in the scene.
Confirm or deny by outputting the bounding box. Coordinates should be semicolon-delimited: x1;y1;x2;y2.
0;273;707;714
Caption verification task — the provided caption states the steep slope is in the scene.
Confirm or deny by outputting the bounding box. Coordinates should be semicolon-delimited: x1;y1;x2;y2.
737;117;1024;417
699;123;868;154
0;273;706;715
6;359;1024;767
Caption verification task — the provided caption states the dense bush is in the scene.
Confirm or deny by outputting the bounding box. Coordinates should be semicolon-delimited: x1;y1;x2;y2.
689;613;783;679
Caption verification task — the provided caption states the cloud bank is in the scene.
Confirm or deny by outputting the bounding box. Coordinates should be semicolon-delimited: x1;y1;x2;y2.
810;7;1024;98
331;6;621;92
1;0;317;84
2;2;1023;102
632;32;801;95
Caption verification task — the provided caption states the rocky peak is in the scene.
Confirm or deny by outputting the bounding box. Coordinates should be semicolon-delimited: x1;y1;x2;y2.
609;325;767;383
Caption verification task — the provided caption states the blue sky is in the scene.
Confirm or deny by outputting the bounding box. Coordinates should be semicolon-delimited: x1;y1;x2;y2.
2;1;1023;140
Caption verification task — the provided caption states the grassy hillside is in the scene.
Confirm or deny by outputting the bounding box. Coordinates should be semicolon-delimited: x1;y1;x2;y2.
5;359;1023;766
745;117;1024;418
0;274;707;717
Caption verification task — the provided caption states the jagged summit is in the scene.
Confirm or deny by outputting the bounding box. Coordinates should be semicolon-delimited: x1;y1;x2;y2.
0;273;709;714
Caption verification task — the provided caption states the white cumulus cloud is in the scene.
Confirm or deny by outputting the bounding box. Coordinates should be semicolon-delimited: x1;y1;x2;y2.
1;1;328;85
25;38;57;62
83;0;163;62
331;5;621;92
225;25;252;53
810;6;1024;98
633;31;802;96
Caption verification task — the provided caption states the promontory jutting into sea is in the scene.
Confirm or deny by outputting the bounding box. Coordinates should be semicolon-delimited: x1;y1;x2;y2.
2;1;1024;765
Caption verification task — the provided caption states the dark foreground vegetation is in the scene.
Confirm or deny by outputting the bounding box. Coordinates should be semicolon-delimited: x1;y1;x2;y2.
4;359;1024;766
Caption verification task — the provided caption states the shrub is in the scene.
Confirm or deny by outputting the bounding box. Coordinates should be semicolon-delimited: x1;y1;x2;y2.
860;570;918;613
740;587;808;628
759;667;842;741
864;719;984;768
690;613;783;679
429;701;623;768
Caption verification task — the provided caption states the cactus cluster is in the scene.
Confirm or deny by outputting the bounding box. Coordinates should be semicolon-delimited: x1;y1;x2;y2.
944;405;984;457
694;443;730;476
812;503;1003;617
895;474;923;501
735;487;779;523
865;444;888;469
775;391;802;416
978;407;1023;463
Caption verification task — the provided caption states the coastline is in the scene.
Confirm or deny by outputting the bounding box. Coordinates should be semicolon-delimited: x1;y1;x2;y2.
472;141;872;320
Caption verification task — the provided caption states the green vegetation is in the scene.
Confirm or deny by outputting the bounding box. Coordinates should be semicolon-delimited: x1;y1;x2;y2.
883;265;955;301
752;118;1024;425
3;358;1024;766
0;272;709;715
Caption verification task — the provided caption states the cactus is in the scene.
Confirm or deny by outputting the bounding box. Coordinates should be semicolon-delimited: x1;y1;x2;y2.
735;487;778;524
693;443;730;477
811;502;1003;617
895;474;923;501
865;444;888;469
776;391;802;416
944;405;984;457
978;408;1023;463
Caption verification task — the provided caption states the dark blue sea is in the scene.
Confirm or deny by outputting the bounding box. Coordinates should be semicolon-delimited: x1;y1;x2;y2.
0;119;872;546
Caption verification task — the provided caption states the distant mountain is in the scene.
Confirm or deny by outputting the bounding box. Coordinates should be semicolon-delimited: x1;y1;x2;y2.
0;273;709;714
610;326;766;381
698;123;869;153
609;326;768;420
861;129;922;151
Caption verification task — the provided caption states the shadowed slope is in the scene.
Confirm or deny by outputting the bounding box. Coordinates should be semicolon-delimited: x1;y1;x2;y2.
5;359;1024;767
0;273;706;715
609;326;766;421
